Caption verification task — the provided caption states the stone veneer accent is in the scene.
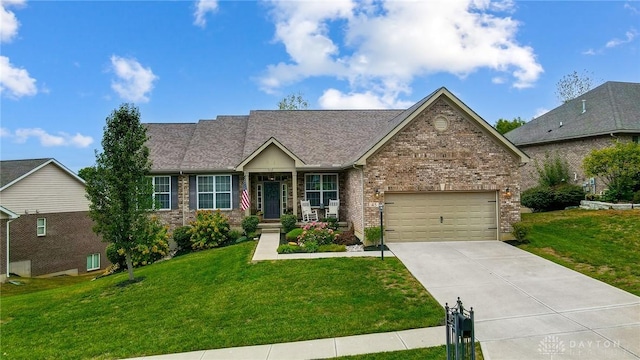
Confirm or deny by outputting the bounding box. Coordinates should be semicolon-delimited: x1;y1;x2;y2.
518;135;634;192
154;175;245;232
343;167;364;238
362;98;522;237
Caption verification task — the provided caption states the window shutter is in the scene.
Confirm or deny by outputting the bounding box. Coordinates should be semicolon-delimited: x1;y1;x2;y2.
171;176;179;210
189;175;197;210
232;174;240;209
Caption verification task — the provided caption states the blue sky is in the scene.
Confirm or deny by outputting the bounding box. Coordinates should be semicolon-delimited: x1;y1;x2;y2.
1;0;639;172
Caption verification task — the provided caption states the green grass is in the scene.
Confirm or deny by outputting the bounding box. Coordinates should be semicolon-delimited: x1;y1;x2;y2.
335;344;483;359
0;241;444;359
514;209;640;295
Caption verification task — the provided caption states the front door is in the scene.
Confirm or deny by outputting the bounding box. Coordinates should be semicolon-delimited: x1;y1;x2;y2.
263;182;281;219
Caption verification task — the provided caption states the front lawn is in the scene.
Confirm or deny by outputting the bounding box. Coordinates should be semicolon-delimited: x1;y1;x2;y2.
0;241;444;359
514;209;640;296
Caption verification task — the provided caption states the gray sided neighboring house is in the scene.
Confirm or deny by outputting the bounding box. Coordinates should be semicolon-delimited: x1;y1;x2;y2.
505;81;640;192
148;87;529;242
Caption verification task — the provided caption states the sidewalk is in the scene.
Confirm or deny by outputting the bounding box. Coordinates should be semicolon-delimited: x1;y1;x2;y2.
126;326;445;360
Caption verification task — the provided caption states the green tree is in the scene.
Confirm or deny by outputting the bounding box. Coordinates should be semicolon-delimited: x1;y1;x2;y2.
583;141;640;202
77;166;96;181
495;117;526;134
278;92;309;110
86;103;153;281
555;70;596;103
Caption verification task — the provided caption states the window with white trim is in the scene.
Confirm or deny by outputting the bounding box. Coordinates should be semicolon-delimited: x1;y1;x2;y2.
256;183;263;212
37;218;46;236
152;176;171;210
87;253;100;271
282;184;287;215
305;174;338;207
197;175;232;210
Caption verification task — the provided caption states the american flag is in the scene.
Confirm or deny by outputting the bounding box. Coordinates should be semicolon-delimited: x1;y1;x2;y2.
241;183;250;211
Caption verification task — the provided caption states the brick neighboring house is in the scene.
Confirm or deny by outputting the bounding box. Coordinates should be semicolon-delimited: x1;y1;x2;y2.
505;81;640;192
0;159;107;281
147;87;529;242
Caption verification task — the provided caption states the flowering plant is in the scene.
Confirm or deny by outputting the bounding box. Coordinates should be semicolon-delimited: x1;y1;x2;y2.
298;222;336;248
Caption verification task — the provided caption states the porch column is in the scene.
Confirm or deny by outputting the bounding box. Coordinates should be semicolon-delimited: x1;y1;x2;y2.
292;171;298;217
244;171;250;217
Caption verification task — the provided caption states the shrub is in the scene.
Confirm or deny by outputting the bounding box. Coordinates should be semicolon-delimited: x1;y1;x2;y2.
106;243;126;268
364;226;383;246
334;228;360;246
298;222;336;246
522;185;585;212
535;152;570;187
172;226;193;252
228;229;243;243
241;215;260;235
106;216;171;268
553;184;586;209
325;217;339;231
189;210;230;250
280;214;298;233
511;222;532;242
634;191;640;204
521;187;553;212
286;228;304;242
318;244;346;252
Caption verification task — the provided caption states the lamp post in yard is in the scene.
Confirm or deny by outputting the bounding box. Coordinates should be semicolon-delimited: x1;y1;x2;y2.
379;203;384;260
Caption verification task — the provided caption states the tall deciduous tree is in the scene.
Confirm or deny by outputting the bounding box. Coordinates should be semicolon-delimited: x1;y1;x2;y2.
86;103;153;281
278;92;309;110
555;70;596;103
495;117;526;134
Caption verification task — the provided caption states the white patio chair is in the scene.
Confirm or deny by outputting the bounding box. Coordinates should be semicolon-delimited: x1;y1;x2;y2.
326;199;339;220
300;200;319;222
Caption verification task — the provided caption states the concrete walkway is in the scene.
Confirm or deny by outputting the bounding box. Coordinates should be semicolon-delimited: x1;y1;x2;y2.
126;326;444;360
389;241;640;360
252;231;395;261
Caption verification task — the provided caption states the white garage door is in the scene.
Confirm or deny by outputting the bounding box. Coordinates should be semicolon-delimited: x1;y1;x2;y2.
385;192;498;242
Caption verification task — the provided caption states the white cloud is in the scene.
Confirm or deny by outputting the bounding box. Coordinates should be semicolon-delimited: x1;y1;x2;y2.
260;0;543;108
624;3;640;15
319;88;413;109
0;55;37;98
605;29;638;48
110;55;158;103
194;0;218;28
0;0;25;43
7;127;94;148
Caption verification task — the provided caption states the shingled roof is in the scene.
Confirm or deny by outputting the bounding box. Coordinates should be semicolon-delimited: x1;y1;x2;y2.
1;158;52;188
146;86;528;172
505;81;640;146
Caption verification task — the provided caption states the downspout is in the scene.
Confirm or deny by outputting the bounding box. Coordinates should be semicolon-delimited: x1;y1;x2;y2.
6;218;15;278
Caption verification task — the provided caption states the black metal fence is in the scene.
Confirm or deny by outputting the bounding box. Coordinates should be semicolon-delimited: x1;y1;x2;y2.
445;297;475;360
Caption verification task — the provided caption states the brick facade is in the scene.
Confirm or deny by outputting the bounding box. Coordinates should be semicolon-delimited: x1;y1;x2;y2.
518;135;635;192
362;98;522;237
0;212;107;277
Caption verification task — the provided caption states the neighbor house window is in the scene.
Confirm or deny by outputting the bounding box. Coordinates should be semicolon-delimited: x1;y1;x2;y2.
37;218;46;236
305;174;338;207
197;175;232;210
152;176;171;210
87;253;100;271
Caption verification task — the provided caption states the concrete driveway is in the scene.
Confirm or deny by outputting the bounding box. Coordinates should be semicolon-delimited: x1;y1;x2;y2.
389;241;640;360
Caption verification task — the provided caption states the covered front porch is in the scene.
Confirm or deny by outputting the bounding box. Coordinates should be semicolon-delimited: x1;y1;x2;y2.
236;138;345;222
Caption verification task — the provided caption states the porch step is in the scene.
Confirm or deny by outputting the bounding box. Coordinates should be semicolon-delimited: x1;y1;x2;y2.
259;222;282;234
